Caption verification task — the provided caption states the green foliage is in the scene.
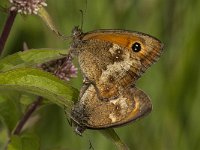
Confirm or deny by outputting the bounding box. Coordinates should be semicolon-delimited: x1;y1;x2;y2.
100;128;129;150
0;91;22;131
7;134;39;150
0;49;67;72
0;68;78;107
0;49;80;149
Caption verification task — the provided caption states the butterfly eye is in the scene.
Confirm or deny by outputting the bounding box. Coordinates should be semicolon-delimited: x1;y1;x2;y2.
131;42;141;52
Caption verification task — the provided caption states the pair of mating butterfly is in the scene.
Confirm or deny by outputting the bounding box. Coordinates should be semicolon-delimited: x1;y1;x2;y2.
68;26;164;135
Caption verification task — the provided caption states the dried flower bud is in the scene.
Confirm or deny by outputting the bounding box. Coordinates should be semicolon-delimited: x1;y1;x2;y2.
39;57;78;81
9;0;47;15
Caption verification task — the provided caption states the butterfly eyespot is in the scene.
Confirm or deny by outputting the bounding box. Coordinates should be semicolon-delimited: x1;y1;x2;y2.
131;42;141;52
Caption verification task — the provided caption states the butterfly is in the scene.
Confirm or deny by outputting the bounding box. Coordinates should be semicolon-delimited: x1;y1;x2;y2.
69;27;163;135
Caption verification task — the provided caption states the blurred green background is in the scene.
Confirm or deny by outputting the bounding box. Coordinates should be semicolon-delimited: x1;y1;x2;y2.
0;0;200;149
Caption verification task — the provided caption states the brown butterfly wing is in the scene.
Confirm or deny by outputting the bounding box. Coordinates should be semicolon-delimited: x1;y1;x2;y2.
70;84;152;130
77;30;163;100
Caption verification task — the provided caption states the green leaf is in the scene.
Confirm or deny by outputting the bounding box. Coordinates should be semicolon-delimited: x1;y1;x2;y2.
0;68;79;109
0;121;9;149
7;133;40;150
0;91;22;132
19;93;38;106
0;49;68;72
100;128;130;150
7;135;21;150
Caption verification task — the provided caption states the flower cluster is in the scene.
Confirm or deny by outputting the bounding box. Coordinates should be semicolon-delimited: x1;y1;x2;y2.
9;0;47;15
39;57;78;81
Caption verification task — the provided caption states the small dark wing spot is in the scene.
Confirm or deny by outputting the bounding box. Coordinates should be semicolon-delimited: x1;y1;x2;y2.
108;75;115;82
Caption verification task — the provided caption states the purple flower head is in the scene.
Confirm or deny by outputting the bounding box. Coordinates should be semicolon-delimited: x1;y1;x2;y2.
10;0;47;15
40;56;78;81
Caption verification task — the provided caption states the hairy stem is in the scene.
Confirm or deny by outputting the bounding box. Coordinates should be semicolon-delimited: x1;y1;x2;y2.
0;10;17;55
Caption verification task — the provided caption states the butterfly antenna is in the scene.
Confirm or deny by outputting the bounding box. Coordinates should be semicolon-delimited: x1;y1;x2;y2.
79;0;88;30
84;0;88;18
79;9;84;31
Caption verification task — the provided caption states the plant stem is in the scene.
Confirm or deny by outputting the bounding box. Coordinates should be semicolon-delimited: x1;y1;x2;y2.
0;10;17;56
13;96;42;135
